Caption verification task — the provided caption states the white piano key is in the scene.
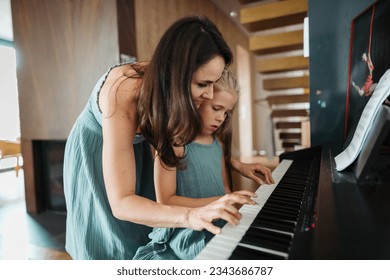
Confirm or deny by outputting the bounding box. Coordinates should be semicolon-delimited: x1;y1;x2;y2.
216;231;245;242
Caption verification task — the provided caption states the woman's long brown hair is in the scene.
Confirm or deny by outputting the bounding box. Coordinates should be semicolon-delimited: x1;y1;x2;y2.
138;15;233;168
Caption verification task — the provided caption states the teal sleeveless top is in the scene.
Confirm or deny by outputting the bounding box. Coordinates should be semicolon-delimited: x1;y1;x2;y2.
63;64;155;260
176;139;226;198
133;138;226;260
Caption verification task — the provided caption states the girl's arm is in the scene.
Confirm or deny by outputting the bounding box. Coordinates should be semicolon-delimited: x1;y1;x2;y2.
218;139;232;194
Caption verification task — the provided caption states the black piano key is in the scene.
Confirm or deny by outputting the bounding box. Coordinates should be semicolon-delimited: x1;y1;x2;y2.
285;165;309;171
268;190;302;201
264;204;300;215
278;182;306;189
251;216;296;232
277;184;306;192
260;208;299;221
280;174;307;179
229;245;285;260
273;187;303;196
267;196;302;206
281;173;309;180
254;213;297;229
283;178;307;185
257;212;296;224
266;199;301;211
240;227;292;252
286;165;310;170
280;177;307;184
264;201;301;212
261;206;299;220
263;200;301;211
270;190;303;200
271;186;305;196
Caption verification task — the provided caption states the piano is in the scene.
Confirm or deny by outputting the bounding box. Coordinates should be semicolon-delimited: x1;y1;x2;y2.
196;107;390;259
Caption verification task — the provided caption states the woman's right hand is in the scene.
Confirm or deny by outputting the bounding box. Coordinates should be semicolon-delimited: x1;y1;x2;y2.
187;190;257;235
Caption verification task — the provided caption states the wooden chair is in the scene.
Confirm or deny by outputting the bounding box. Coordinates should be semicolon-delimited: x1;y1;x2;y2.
0;139;23;176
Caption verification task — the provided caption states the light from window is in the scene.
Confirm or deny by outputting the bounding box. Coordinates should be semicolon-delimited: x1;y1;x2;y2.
0;45;20;141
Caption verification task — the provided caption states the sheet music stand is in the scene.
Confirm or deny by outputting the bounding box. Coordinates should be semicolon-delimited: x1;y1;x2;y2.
352;104;390;184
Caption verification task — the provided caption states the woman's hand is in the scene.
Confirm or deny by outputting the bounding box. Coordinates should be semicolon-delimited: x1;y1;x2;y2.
187;190;257;235
231;158;275;185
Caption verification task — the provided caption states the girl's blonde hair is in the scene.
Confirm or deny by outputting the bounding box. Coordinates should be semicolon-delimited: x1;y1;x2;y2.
214;69;239;190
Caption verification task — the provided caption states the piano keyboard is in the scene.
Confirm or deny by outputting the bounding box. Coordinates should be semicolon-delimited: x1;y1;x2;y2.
195;158;318;260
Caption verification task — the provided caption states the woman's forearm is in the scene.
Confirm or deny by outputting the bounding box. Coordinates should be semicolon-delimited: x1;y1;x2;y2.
161;195;221;208
111;193;192;228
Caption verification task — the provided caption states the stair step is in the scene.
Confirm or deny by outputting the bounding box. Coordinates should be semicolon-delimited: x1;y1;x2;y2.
279;132;302;140
266;94;309;105
263;76;309;90
271;109;308;118
241;0;307;32
282;142;300;148
249;30;303;55
257;55;308;73
238;0;265;4
276;122;302;129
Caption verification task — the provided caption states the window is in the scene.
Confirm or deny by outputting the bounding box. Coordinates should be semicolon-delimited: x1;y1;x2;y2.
0;44;19;141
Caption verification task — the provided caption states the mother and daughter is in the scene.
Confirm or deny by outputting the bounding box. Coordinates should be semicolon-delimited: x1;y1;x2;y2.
63;15;274;260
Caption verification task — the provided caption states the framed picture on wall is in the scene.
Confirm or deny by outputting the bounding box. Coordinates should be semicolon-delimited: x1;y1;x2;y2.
345;0;390;139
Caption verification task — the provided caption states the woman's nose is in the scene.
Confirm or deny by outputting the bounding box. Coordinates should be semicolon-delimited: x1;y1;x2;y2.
201;86;214;100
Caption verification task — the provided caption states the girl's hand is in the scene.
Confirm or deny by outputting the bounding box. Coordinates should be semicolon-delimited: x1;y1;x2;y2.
234;160;275;185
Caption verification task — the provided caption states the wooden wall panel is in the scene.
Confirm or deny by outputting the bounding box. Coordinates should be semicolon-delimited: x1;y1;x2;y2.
20;139;41;213
134;0;250;62
11;0;121;213
12;0;119;140
117;0;137;58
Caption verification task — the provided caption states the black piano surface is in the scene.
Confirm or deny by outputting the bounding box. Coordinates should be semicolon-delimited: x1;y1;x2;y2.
280;145;390;260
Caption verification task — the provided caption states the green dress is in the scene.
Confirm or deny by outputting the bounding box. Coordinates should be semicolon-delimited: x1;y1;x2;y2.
63;65;155;260
133;138;226;260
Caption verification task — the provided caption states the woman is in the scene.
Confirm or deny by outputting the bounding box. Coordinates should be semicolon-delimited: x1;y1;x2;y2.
63;15;273;260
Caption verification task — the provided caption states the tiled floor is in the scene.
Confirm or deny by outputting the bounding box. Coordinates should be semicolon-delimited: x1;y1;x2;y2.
0;168;71;260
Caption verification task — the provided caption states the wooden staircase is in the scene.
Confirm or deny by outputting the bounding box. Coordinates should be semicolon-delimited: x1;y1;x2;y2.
239;0;309;153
